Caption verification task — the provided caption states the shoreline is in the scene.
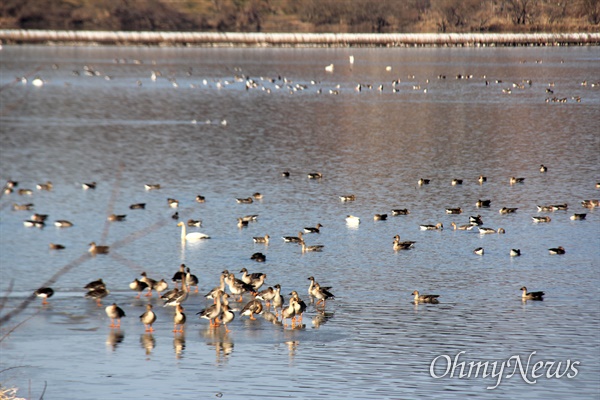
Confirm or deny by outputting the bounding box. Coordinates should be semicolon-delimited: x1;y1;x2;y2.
1;30;599;47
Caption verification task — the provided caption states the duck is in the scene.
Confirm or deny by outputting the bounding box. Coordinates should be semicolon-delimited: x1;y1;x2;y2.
252;192;263;200
476;199;491;208
250;252;266;262
289;291;307;323
49;243;65;250
420;222;443;231
195;195;206;203
84;279;105;291
107;214;126;222
473;247;484;255
510;249;521;257
445;208;463;214
129;203;146;209
272;284;285;315
253;234;270;244
451;179;463;186
240;214;258;222
177;221;210;241
412;290;440;304
24;220;45;228
89;242;109;255
570;213;587;220
499;207;518;214
581;200;599;209
225;273;256;302
283;231;303;243
31;213;48;222
374;213;388;221
510;177;525;184
237;218;249;228
281;171;290;177
418;178;431;186
281;297;297;326
140;272;156;297
167;198;179;208
537;205;553;212
451;222;474;231
185;268;199;293
82;182;97;190
173;304;186;333
205;272;227;303
220;304;235;332
391;209;410;216
187;219;202;227
478;227;497;234
548;246;566;255
105;303;126;328
197;290;223;327
304;223;323;234
13;203;34;211
129;278;149;299
163;279;188;307
172;264;186;287
240;299;264;320
236;197;253;204
140;304;157;332
532;216;551;223
469;215;483;225
85;286;109;306
18;188;32;195
478;175;487;184
240;268;266;290
307;172;322;179
36;181;53;191
520;286;544;301
392;235;416;250
540;165;548;173
313;283;335;308
345;215;360;226
144;184;160;190
55;220;73;227
300;239;324;253
551;203;568;211
34;287;54;305
339;195;356;202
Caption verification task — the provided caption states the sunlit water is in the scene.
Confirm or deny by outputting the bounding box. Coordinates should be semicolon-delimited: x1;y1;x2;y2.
0;45;599;399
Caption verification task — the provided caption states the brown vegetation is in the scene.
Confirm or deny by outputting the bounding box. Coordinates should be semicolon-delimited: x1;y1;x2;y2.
0;0;599;33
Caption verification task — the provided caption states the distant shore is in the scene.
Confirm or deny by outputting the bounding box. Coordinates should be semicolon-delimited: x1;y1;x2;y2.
1;30;599;47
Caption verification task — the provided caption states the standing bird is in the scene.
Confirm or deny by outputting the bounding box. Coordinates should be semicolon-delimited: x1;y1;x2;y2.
205;271;227;303
197;290;223;327
225;273;255;302
220;304;235;333
140;272;156;297
140;304;157;332
412;290;440;304
256;287;275;308
153;279;169;296
172;264;186;288
281;297;297;326
185;267;199;293
86;286;109;306
105;303;126;328
520;286;545;301
84;279;105;291
173;304;186;333
289;291;307;323
272;284;285;316
34;287;54;305
129;278;149;299
240;299;264;320
313;283;335;308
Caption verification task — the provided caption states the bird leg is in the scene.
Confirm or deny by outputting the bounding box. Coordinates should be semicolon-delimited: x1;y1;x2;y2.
96;299;102;307
145;289;153;297
237;295;243;302
249;314;256;320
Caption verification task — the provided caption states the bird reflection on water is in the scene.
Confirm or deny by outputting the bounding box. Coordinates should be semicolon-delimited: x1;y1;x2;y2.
105;329;125;351
140;333;155;358
311;310;334;328
173;334;186;359
201;326;234;365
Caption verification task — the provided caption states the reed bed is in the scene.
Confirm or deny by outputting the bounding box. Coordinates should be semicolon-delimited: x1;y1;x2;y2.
1;30;599;47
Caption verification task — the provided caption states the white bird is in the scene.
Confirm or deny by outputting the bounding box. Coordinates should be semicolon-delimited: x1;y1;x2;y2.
177;221;210;241
345;215;360;226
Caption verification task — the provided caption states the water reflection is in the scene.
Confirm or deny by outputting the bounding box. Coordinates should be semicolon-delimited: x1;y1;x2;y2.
173;334;186;359
106;329;125;351
200;326;234;365
140;333;156;358
311;311;334;328
286;340;299;362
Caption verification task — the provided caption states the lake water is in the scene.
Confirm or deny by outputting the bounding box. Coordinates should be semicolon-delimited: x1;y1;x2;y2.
0;45;599;399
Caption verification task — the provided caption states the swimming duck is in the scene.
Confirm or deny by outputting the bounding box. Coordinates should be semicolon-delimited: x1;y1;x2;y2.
85;286;109;306
173;304;186;333
549;246;566;255
13;203;34;211
281;171;290;177
49;243;65;250
195;195;206;203
129;203;146;209
236;197;253;204
510;249;521;257
300;240;324;253
187;219;202;227
346;215;360;226
570;213;586;220
418;178;430;186
499;207;518;214
24;220;45;228
283;231;303;243
177;221;210;241
478;227;497;234
539;165;548;173
252;192;263;200
82;182;96;190
140;272;156;297
220;304;235;332
36;181;53;191
55;220;73;227
532;216;551;223
445;208;463;214
469;215;483;225
240;299;264;320
18;189;33;195
476;199;491;208
339;195;356;202
250;252;266;262
253;234;270;244
451;179;463;186
237;218;249;228
391;209;410;216
412;290;440;304
374;213;388;221
197;290;223;327
172;264;186;287
510;177;525;184
31;213;48;222
307;172;323;179
84;279;105;291
451;222;474;231
313;283;335;308
304;223;323;234
129;278;149;299
478;175;487;184
537;205;553;212
167;198;179;208
420;222;443;231
225;273;256;302
473;247;484;255
105;303;126;328
107;214;126;222
185;268;199;293
392;235;416;250
34;287;54;305
140;304;157;332
551;203;568;211
581;200;599;208
205;272;227;303
144;184;160;190
520;286;544;301
89;242;109;255
240;215;258;222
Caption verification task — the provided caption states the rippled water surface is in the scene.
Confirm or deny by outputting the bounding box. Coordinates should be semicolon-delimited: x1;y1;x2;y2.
1;45;599;399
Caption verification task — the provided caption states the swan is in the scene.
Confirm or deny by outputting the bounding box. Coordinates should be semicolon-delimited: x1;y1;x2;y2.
177;221;210;241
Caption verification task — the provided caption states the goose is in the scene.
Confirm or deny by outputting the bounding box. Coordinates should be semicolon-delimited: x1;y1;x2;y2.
13;203;34;211
392;235;416;250
307;276;333;303
205;272;227;303
89;242;109;255
237;218;249;228
173;304;186;333
225;273;256;302
469;215;483;225
36;181;53;191
451;179;463;186
197;290;223;327
499;207;518;214
18;189;33;195
272;284;285;315
85;286;109;306
105;303;126;328
107;214;126;222
539;165;548;173
281;297;297;326
570;213;586;220
187;219;202;227
520;286;544;301
177;221;210;241
510;249;521;257
55;220;73;227
478;227;497;234
195;195;206;203
391;209;410;216
236;197;253;204
252;192;263;200
510;177;525;184
220;304;235;332
289;291;307;323
84;279;105;291
49;243;65;250
339;194;356;202
451;222;474;231
551;203;568;211
240;299;264;320
283;231;303;243
374;214;388;221
31;213;48;222
144;184;160;190
140;272;156;297
167;198;179;208
313;283;334;308
581;200;599;209
420;222;443;231
129;279;149;299
304;223;323;234
34;287;54;305
185;267;199;293
240;214;258;222
82;182;96;190
300;240;324;253
473;247;484;255
476;199;491;208
253;234;270;244
140;304;157;332
129;203;146;209
478;175;487;183
548;246;566;255
172;264;186;287
412;290;440;304
537;205;553;212
153;279;168;295
532;216;551;223
240;268;266;289
346;215;360;226
307;172;322;179
163;279;188;307
445;208;463;214
418;178;430;186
